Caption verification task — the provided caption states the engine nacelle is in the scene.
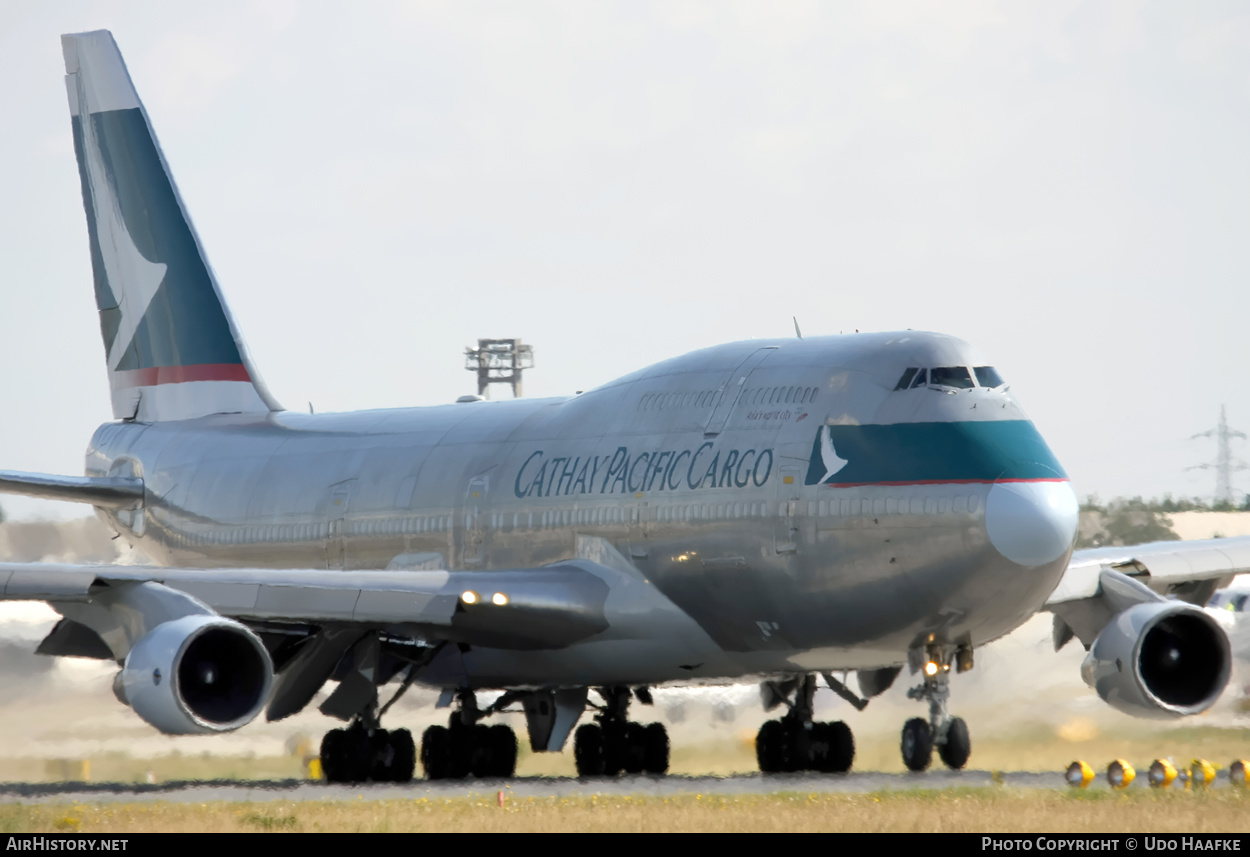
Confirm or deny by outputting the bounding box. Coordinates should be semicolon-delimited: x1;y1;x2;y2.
114;615;273;735
1081;600;1231;719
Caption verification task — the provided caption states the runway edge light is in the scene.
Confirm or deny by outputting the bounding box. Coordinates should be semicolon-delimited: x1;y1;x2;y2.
1191;759;1217;789
1107;760;1135;789
1066;760;1094;788
1148;759;1177;789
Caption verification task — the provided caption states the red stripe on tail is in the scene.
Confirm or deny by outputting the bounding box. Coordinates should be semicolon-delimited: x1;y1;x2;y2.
113;364;252;388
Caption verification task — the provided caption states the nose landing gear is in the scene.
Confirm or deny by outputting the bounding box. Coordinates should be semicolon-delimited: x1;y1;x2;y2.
901;644;972;772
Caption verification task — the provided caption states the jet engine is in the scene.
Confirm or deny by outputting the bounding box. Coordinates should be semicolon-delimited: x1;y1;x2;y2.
1081;601;1231;718
113;614;273;735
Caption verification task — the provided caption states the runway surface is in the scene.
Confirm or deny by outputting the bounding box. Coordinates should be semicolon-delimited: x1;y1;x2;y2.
0;770;1234;803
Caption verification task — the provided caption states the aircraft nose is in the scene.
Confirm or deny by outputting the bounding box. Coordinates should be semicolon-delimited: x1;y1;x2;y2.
984;480;1078;567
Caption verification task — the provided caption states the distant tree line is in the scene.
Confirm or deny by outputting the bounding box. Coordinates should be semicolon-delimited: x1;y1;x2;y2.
1080;493;1250;514
1076;493;1250;549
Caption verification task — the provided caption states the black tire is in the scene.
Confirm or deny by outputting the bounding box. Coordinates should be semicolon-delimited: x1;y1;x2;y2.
490;724;517;778
389;728;417;783
643;722;670;775
938;717;971;770
320;729;345;782
810;722;833;772
779;720;806;773
826;721;854;773
756;719;783;773
574;723;605;777
367;728;393;782
469;724;494;778
901;717;932;772
337;726;372;783
602;721;627;776
446;722;472;779
421;725;449;780
623;722;647;774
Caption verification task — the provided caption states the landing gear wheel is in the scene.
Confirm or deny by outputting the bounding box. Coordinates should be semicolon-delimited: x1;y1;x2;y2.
488;724;518;778
901;717;932;772
388;728;416;782
320;729;345;782
324;725;371;783
938;716;970;770
623;723;647;774
643;723;670;775
446;722;473;779
780;720;806;773
367;728;394;782
469;724;495;778
824;721;854;774
756;719;783;773
602;721;627;776
574;723;605;777
420;724;450;780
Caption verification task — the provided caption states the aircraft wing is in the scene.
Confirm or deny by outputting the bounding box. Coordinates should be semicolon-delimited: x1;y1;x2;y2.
0;561;610;652
1043;536;1250;649
0;558;630;730
1046;536;1250;605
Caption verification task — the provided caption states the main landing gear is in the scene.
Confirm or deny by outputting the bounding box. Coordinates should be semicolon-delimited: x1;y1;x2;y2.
321;722;416;783
755;674;855;774
421;690;519;780
573;687;670;777
901;644;972;772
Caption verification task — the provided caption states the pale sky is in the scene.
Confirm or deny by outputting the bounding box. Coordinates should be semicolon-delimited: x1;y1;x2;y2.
2;1;1249;520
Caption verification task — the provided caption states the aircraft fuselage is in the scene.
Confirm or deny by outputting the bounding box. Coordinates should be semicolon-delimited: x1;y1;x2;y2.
85;331;1078;687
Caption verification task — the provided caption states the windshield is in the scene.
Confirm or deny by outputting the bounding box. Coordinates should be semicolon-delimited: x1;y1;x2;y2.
894;368;919;391
929;367;974;389
974;366;1005;388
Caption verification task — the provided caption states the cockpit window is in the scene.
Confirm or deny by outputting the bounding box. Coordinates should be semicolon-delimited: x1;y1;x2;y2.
974;366;1005;388
894;368;919;391
909;368;928;389
929;367;974;389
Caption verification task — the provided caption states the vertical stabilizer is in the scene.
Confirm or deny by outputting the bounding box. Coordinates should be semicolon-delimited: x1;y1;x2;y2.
62;30;279;421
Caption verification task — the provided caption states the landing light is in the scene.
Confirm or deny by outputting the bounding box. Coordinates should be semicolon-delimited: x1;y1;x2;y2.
1065;760;1094;788
1107;759;1135;789
492;592;508;606
461;591;479;605
924;662;939;677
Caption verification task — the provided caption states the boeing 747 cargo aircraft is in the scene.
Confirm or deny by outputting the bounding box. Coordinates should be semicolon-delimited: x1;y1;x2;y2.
0;31;1243;782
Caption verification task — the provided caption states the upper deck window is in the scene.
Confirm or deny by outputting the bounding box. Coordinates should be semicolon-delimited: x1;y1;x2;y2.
929;367;974;389
974;366;1005;388
894;368;919;390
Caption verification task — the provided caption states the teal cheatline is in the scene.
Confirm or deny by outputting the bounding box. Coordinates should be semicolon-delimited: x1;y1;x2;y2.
805;420;1068;486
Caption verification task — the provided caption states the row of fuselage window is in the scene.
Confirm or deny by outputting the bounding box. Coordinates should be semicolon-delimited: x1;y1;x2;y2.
638;385;820;413
167;493;983;546
481;494;982;529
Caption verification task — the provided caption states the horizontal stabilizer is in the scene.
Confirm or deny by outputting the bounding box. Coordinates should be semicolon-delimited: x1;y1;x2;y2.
0;470;142;509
